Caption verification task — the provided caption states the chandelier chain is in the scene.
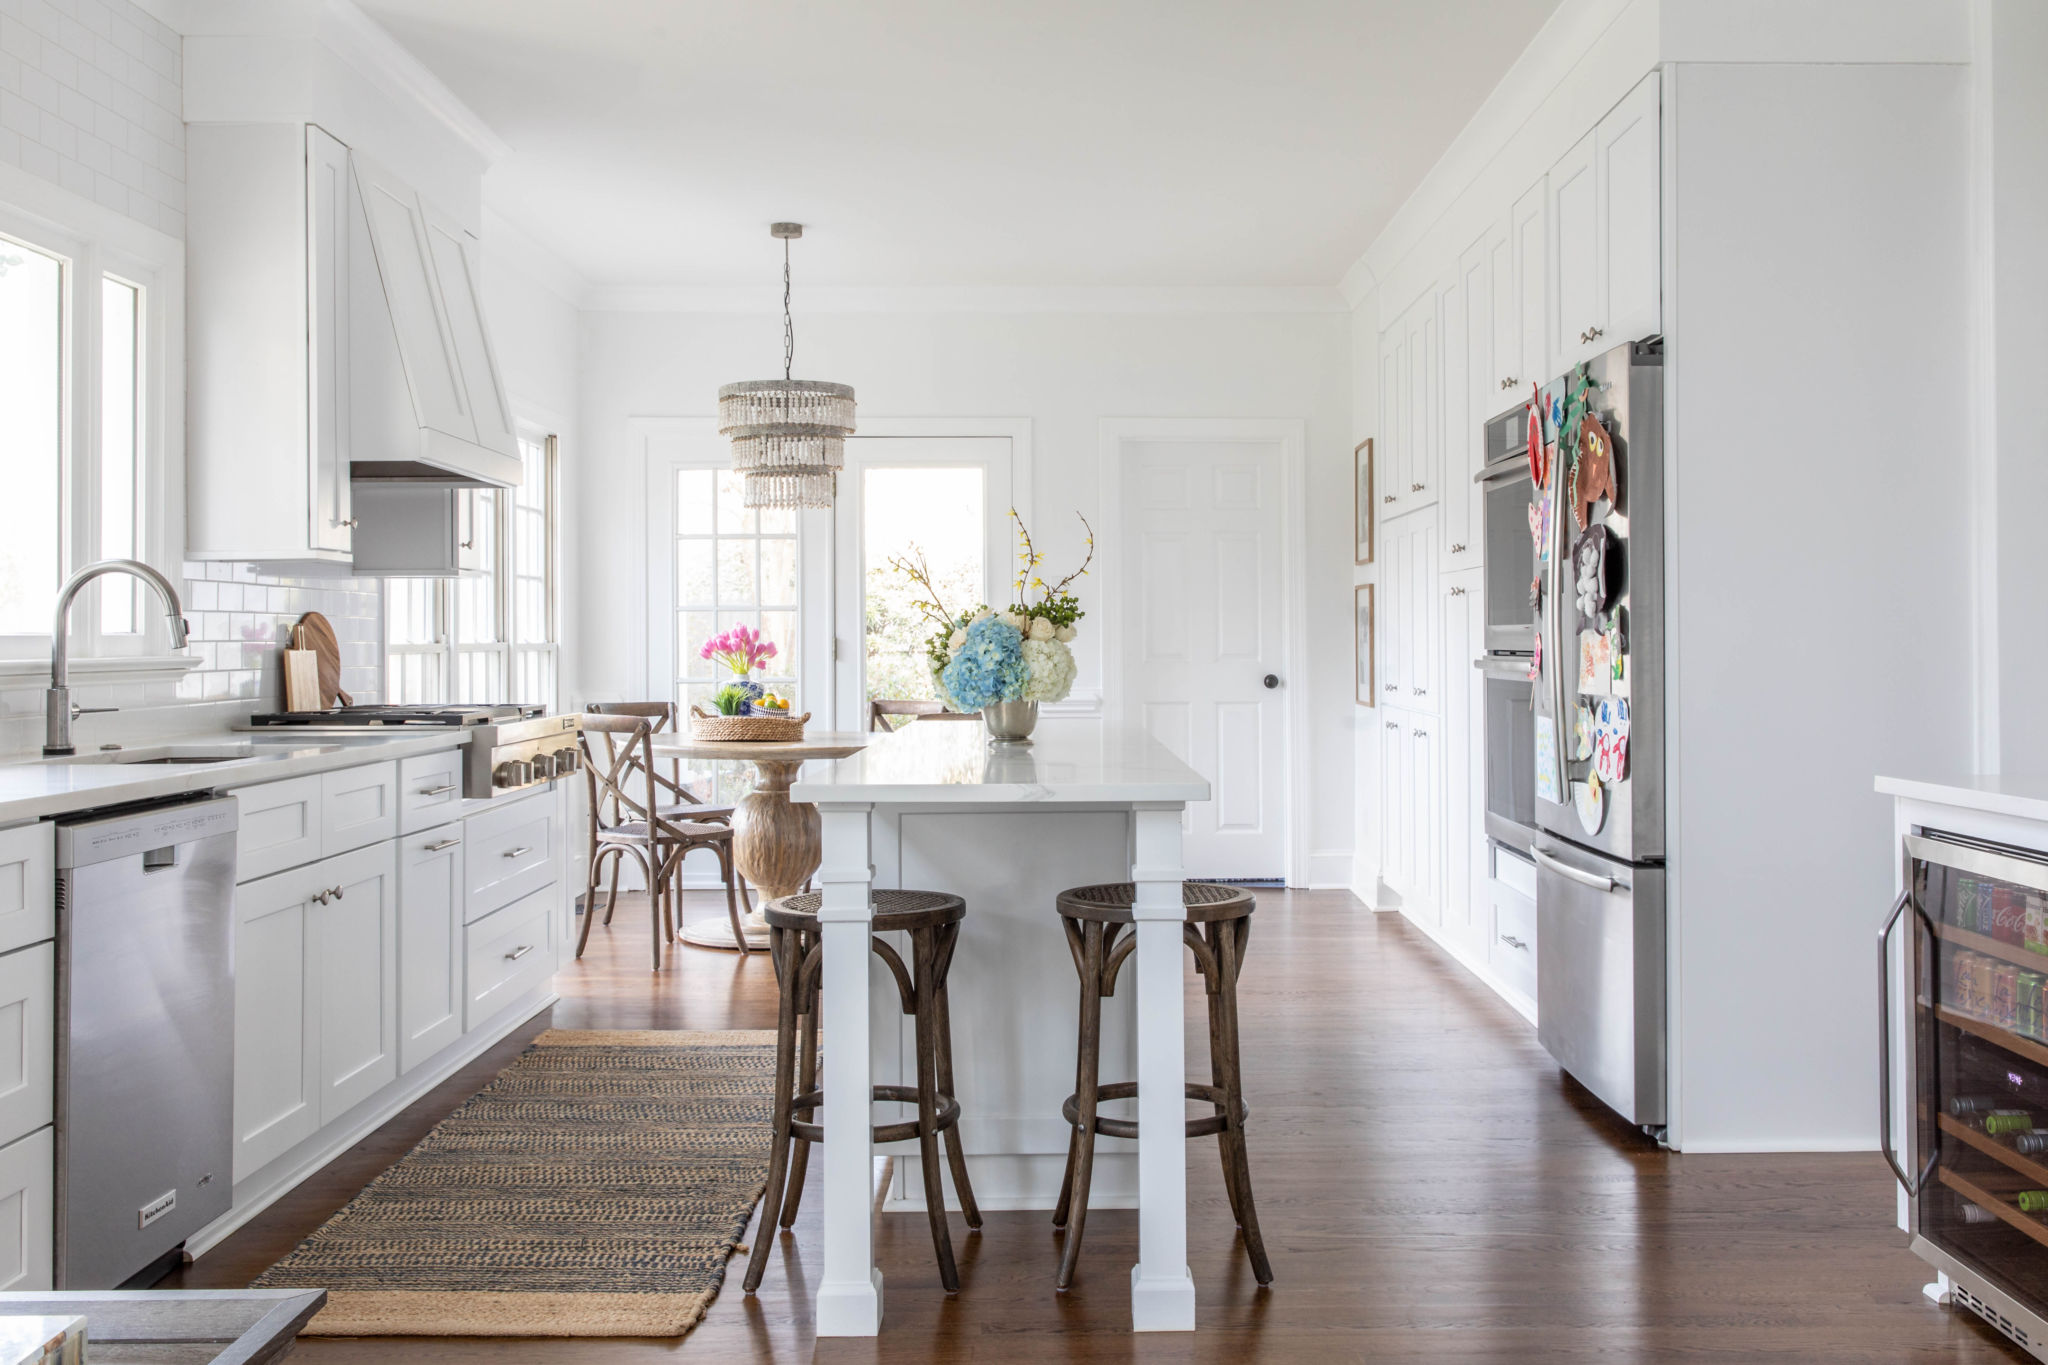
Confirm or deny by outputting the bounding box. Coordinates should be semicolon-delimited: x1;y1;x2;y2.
782;236;794;381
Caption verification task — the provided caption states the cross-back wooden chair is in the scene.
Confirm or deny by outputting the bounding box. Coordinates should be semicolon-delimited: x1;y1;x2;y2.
577;710;750;969
868;698;981;732
582;701;733;928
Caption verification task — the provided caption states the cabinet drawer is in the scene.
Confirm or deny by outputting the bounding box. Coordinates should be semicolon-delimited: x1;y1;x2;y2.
322;762;398;857
0;1126;53;1290
399;749;465;836
0;944;54;1152
0;826;53;956
463;795;559;924
464;888;555;1029
1491;882;1537;1001
232;775;324;883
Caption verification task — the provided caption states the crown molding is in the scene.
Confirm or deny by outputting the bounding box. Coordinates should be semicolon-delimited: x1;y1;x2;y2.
583;283;1348;316
481;206;589;308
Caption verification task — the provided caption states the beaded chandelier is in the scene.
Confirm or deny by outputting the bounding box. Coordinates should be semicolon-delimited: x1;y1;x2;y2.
719;223;855;510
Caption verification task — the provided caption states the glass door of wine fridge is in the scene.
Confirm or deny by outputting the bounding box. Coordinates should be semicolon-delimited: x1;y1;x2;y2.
1889;830;2048;1358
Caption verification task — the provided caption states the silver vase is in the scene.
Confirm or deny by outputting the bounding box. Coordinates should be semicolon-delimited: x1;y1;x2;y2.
981;700;1039;744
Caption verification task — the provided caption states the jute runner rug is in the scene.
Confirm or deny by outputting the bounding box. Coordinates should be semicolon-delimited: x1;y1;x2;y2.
253;1028;778;1337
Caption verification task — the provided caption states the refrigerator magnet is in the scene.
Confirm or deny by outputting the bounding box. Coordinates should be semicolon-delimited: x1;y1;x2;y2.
1574;411;1618;530
1578;630;1612;695
1572;524;1613;624
1573;704;1594;761
1593;697;1630;784
1574;773;1606;835
1536;716;1562;805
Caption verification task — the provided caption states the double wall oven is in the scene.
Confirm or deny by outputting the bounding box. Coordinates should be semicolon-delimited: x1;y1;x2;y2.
1477;403;1537;855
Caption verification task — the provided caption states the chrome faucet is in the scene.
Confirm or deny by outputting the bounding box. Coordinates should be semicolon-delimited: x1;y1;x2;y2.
45;559;190;756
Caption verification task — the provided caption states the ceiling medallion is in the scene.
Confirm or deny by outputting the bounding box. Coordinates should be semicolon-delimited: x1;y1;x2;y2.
718;222;855;510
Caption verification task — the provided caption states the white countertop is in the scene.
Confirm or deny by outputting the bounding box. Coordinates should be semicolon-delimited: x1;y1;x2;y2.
790;720;1209;805
1875;773;2048;825
0;729;472;825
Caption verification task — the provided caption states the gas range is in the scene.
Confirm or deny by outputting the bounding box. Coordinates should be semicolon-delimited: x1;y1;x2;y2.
241;705;582;799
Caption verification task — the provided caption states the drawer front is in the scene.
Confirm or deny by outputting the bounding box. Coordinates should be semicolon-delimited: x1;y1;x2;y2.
463;796;559;925
0;1126;53;1290
233;774;324;882
1491;881;1538;1001
321;761;399;858
399;749;466;836
0;944;54;1152
0;826;53;956
464;888;556;1029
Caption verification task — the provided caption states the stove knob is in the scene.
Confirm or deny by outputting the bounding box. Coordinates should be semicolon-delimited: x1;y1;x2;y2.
528;753;555;780
492;759;530;788
552;747;579;775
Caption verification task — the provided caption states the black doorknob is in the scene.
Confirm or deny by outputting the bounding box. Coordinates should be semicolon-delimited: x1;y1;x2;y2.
1262;674;1280;690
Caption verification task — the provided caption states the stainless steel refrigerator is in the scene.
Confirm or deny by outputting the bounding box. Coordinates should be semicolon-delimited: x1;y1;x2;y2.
1529;337;1666;1133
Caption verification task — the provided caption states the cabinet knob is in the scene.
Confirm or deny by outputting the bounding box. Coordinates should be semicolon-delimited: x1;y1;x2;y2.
1385;721;1397;731
1449;543;1466;554
1413;687;1427;696
330;885;344;900
1410;483;1425;493
1579;326;1605;345
1499;376;1517;390
1383;494;1396;504
1412;728;1426;737
1384;683;1397;692
1448;585;1466;596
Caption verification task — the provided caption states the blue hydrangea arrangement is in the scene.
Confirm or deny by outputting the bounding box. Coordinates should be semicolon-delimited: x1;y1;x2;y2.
940;614;1029;711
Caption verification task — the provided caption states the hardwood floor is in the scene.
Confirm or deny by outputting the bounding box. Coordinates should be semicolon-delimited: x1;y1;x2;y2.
168;889;2025;1362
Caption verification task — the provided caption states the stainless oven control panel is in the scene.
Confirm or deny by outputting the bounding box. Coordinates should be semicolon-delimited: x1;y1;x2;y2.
463;714;582;798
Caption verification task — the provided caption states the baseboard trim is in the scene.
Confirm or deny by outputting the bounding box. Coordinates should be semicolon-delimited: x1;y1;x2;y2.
188;984;559;1259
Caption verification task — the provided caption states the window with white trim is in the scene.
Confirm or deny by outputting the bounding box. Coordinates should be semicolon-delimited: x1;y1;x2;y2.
0;208;164;657
382;431;559;708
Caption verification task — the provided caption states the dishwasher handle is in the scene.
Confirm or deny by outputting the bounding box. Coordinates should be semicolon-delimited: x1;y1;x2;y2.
1532;846;1615;892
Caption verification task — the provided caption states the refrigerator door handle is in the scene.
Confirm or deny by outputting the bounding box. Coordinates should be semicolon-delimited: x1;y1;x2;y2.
1532;845;1615;891
1877;886;1938;1196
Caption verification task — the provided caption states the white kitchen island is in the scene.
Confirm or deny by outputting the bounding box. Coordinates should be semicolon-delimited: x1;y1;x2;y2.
789;720;1210;1335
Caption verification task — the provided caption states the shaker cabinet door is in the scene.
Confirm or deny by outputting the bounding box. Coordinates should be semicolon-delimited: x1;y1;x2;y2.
1512;180;1548;389
1549;131;1600;370
314;843;399;1124
351;152;476;445
399;826;464;1074
306;126;354;554
233;868;321;1181
1599;72;1661;350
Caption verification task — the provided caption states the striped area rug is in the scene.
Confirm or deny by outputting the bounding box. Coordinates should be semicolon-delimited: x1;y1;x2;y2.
253;1029;778;1337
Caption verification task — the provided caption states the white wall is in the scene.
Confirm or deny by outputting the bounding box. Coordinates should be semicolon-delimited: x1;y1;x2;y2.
577;304;1357;882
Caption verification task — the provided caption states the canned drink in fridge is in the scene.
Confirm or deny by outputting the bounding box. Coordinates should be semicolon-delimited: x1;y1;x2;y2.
2022;970;2046;1039
2029;893;2048;956
1994;961;2022;1029
1997;888;2028;945
1959;876;1984;931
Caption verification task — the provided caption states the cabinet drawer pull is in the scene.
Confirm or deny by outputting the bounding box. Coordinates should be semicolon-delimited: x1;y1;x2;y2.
504;943;535;962
330;885;344;900
416;783;457;796
503;846;533;860
1499;933;1528;951
1383;683;1397;692
1412;728;1426;738
1448;585;1466;596
1449;543;1466;554
312;891;328;906
424;837;461;852
1384;722;1397;731
1382;494;1396;504
1412;687;1427;696
1410;482;1425;492
338;517;358;529
1499;376;1517;390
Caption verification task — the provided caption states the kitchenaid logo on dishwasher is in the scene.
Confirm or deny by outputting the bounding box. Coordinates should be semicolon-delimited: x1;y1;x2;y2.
138;1189;176;1229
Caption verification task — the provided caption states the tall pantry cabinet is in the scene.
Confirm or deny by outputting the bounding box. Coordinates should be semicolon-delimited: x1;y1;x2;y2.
1374;71;1660;1012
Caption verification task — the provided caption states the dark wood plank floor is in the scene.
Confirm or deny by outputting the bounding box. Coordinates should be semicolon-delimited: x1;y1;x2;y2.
167;888;2023;1362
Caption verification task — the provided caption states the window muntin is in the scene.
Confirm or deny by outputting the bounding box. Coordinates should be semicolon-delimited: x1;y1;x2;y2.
673;468;797;718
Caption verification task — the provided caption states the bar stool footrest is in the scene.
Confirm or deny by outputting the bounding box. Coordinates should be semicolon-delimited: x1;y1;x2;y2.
1060;1080;1247;1141
787;1084;964;1146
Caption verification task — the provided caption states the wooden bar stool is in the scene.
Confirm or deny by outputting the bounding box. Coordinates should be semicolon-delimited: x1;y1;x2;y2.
1051;880;1272;1288
744;889;984;1295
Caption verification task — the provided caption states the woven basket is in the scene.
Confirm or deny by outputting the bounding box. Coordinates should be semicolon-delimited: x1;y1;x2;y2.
688;706;809;742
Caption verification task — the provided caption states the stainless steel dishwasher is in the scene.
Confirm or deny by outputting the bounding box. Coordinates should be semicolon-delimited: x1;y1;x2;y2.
54;796;238;1288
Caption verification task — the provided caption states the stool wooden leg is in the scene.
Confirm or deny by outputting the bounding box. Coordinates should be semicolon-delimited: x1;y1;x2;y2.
932;938;982;1229
1215;916;1271;1285
1056;920;1105;1290
912;926;961;1292
744;926;801;1293
779;940;819;1229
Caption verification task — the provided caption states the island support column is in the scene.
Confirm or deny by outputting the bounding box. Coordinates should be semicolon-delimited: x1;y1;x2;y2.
815;802;882;1336
1129;802;1196;1330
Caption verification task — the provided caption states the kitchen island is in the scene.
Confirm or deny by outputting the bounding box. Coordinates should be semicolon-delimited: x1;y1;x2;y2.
789;720;1210;1335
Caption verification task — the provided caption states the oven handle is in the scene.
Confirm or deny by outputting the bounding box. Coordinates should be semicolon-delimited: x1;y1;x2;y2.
1878;886;1938;1195
1475;656;1533;681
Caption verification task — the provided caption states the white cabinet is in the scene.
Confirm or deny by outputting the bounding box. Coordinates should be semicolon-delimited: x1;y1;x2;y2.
0;946;54;1154
232;842;398;1179
307;126;355;556
423;204;517;459
1378;514;1439;714
233;775;325;883
351;151;475;448
398;824;464;1074
1438;573;1485;954
1377;287;1441;522
399;749;465;836
1550;72;1661;371
1511;180;1548;391
463;795;563;925
456;489;492;573
320;762;398;858
0;1127;53;1291
1488;844;1539;1004
465;888;557;1030
0;825;53;958
1377;702;1440;922
1377;707;1411;899
1444;235;1491;570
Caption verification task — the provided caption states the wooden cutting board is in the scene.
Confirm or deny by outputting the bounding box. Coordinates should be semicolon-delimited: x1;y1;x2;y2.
293;612;353;709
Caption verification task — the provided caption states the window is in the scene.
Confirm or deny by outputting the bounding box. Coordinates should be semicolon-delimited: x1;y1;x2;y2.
672;468;797;718
382;431;559;708
860;465;984;705
0;234;65;637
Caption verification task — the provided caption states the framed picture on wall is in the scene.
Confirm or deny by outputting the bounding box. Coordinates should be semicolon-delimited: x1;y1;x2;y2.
1355;583;1375;707
1353;438;1374;564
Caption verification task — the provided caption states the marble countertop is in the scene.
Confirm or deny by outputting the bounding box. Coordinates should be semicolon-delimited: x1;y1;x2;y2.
0;729;472;825
790;720;1209;805
1875;774;2048;826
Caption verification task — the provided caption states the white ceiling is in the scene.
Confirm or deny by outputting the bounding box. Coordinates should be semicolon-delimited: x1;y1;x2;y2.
358;0;1561;292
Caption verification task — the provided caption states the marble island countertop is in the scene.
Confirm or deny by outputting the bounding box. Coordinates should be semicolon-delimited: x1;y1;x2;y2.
790;720;1209;805
0;728;474;824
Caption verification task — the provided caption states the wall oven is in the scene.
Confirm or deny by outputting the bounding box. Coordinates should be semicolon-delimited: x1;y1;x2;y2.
1477;399;1538;853
1886;830;2048;1361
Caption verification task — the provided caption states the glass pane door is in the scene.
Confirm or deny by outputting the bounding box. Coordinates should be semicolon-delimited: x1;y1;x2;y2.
1914;834;2048;1311
859;465;985;710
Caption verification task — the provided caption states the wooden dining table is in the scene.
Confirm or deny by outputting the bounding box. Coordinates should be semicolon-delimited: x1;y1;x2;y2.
649;730;870;950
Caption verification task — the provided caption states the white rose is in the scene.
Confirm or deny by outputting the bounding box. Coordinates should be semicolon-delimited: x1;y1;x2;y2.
1028;616;1055;641
949;629;968;653
972;608;994;623
1000;611;1028;635
1056;625;1077;643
